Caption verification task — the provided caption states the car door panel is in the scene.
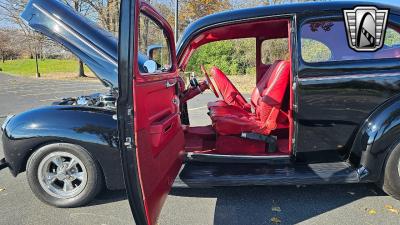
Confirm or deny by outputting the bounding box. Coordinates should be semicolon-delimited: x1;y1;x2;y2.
134;79;183;156
118;1;184;224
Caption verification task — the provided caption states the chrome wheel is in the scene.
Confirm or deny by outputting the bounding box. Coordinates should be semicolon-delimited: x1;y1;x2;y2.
37;152;88;199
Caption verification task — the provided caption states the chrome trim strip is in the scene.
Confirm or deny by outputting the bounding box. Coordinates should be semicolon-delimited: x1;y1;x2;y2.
299;72;400;82
33;3;118;67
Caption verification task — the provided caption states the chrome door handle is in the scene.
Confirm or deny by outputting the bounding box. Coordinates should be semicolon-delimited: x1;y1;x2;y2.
172;97;180;106
166;79;177;88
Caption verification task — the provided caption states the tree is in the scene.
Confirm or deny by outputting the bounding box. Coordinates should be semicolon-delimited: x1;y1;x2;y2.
0;30;12;63
179;0;232;33
64;0;93;77
0;0;38;58
82;0;121;35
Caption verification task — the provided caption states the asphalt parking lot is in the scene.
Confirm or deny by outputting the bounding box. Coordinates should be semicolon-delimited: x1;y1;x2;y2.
1;73;400;225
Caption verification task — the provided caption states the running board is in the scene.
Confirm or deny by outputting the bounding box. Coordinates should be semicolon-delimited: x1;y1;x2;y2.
185;152;291;164
176;161;360;188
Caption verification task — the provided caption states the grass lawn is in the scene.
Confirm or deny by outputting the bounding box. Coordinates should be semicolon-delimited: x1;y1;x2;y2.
0;59;96;80
229;74;256;94
1;59;256;93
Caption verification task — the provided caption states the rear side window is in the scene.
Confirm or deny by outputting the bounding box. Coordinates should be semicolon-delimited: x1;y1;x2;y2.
301;20;400;63
301;39;331;63
385;28;400;47
262;38;289;64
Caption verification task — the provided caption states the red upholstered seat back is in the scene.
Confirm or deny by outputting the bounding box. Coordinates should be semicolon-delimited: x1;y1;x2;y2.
208;60;290;136
250;60;290;123
211;67;248;109
250;61;280;108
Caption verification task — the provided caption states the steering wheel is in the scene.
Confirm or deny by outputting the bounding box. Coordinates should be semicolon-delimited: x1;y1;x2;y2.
200;65;219;98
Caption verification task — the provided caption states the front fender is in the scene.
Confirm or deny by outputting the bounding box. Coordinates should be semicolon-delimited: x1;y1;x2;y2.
350;94;400;182
2;105;124;190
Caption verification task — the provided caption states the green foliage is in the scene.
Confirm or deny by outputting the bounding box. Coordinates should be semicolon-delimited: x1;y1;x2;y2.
262;38;289;64
187;39;256;75
301;39;331;63
186;37;292;76
0;59;90;77
385;28;400;47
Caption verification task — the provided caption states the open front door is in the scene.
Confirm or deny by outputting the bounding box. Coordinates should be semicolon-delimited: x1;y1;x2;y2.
118;1;184;224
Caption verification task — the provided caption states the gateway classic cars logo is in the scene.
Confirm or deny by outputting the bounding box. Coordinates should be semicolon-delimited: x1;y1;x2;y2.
343;6;389;52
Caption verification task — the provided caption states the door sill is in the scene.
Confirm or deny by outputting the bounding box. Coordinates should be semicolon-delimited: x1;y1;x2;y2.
185;152;291;164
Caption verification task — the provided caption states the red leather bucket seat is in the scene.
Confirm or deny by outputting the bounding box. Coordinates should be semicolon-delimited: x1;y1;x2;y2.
208;60;290;135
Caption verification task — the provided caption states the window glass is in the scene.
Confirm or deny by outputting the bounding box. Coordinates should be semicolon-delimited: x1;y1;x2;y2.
301;21;400;63
138;13;172;74
385;28;400;47
261;38;289;64
186;38;256;93
302;39;331;63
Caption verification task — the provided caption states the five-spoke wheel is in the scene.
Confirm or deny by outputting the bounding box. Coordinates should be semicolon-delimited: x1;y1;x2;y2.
26;143;103;208
38;152;88;199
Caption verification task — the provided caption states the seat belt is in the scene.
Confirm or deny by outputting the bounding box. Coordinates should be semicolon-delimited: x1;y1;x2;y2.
241;132;278;153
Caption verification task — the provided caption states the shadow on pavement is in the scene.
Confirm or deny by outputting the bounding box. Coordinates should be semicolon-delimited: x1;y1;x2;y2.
88;190;127;206
170;183;386;225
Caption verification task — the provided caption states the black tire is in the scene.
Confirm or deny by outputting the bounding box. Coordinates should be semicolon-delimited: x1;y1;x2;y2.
380;142;400;200
26;143;104;208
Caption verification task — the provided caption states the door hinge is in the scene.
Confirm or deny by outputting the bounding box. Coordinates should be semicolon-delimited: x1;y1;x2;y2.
172;96;180;106
124;137;133;149
292;82;297;91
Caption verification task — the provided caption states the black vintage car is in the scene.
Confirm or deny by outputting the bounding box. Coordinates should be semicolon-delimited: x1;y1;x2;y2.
1;0;400;222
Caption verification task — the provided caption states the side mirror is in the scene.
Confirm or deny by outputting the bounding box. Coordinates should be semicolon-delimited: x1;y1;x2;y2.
143;60;157;73
147;44;163;59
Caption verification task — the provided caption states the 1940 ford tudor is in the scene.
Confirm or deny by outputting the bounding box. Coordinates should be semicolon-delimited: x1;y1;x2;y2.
2;0;400;223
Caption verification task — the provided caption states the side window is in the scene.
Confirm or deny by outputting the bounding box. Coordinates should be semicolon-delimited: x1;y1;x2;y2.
138;13;172;74
301;39;332;63
300;20;400;63
186;38;256;93
384;28;400;47
262;38;289;64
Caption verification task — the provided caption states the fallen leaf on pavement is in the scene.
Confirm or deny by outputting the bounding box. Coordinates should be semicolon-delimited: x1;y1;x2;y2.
365;208;377;215
385;205;399;214
270;217;281;224
272;207;282;212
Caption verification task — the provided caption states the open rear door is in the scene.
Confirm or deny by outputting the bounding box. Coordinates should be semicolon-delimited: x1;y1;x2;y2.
118;1;184;224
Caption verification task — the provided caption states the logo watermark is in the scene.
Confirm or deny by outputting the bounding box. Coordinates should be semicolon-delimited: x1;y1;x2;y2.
343;6;389;52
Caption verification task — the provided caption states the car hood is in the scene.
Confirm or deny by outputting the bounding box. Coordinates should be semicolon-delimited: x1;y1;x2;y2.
21;0;118;91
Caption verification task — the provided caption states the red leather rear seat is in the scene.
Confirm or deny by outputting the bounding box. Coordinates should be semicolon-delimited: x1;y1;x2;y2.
209;60;290;135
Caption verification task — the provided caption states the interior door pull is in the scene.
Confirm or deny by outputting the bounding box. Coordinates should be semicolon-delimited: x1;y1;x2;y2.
166;79;177;88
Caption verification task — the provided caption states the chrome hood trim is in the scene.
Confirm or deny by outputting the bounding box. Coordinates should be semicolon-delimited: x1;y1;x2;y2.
21;0;118;91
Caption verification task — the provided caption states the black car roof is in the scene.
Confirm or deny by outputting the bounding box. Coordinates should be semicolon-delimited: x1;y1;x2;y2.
177;1;400;58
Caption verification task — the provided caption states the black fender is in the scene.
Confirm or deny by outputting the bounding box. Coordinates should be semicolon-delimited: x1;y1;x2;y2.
350;94;400;182
1;105;124;190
